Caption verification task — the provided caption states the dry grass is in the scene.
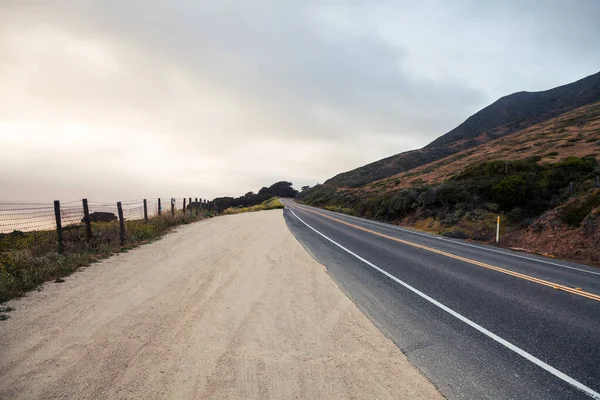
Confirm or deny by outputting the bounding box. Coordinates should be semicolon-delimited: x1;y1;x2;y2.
409;210;506;241
365;100;600;193
224;197;284;214
0;210;212;309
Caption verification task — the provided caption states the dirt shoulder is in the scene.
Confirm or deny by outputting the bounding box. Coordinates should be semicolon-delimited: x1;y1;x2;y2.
0;210;442;399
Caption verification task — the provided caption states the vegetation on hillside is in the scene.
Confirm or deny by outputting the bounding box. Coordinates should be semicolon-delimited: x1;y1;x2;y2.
503;188;600;263
367;100;600;191
301;96;600;265
224;197;284;214
214;181;297;210
300;156;600;241
0;210;212;313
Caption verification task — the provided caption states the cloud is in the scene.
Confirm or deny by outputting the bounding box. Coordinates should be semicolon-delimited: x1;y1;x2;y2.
0;0;599;202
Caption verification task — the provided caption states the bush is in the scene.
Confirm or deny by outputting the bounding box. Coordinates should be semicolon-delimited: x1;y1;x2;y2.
483;202;500;212
545;156;598;191
559;191;600;226
493;175;528;210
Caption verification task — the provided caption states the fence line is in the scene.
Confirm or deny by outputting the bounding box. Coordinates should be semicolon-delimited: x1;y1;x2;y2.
0;197;218;235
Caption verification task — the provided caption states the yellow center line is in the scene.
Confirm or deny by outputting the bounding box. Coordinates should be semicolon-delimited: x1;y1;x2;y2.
289;202;600;302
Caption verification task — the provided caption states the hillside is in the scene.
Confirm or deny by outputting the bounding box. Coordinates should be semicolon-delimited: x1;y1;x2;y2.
325;71;600;188
364;100;600;192
299;101;600;264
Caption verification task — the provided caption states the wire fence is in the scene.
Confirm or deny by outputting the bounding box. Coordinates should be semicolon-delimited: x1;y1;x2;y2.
0;197;218;302
0;204;57;233
0;197;215;235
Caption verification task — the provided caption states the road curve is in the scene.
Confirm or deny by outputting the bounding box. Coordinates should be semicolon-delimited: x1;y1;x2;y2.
282;199;600;400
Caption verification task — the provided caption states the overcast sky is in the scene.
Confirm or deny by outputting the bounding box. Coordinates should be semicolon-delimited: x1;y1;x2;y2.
1;0;599;202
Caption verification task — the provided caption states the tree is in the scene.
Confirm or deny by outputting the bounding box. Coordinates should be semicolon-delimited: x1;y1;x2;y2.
269;181;298;198
214;181;298;211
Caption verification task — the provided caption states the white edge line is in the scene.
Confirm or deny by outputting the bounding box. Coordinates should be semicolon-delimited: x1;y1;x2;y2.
294;201;600;277
286;205;600;400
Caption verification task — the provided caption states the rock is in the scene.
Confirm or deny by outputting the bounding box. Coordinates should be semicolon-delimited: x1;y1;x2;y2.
85;212;117;223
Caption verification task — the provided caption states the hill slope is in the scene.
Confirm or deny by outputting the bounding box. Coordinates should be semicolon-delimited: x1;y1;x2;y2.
325;71;600;188
365;100;600;191
300;101;600;264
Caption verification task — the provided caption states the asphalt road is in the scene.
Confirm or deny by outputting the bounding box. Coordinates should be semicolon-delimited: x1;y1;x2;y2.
282;199;600;400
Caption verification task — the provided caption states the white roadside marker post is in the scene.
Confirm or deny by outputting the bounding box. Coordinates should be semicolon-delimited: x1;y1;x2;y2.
496;216;500;243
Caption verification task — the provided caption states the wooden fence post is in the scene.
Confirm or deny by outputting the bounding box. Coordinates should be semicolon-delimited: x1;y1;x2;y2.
183;198;187;215
158;198;162;215
171;198;175;216
143;199;148;222
82;198;92;242
117;202;126;246
54;200;64;254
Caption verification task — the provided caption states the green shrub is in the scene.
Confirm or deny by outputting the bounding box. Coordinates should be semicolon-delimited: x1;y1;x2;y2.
483;202;500;212
545;156;598;191
493;175;527;209
559;192;600;226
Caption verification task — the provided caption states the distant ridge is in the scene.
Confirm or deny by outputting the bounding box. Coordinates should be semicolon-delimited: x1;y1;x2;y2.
325;70;600;188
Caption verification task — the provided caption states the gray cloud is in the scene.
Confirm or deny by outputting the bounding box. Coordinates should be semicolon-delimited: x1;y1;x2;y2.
1;1;599;202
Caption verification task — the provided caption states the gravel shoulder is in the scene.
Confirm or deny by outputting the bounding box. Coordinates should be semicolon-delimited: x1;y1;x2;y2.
0;210;442;399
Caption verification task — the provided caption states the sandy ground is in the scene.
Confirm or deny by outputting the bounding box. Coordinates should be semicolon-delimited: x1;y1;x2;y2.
0;210;442;399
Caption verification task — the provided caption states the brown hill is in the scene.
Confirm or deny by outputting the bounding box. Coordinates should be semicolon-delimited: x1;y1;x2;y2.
363;100;600;193
299;99;600;264
325;71;600;188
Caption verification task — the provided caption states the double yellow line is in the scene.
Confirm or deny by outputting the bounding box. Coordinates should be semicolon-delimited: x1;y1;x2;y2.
289;202;600;302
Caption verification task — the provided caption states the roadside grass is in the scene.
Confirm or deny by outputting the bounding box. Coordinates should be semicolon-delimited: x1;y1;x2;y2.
224;197;284;214
0;210;212;310
324;205;357;216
